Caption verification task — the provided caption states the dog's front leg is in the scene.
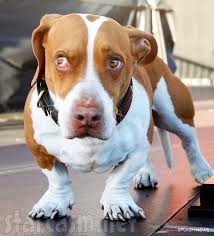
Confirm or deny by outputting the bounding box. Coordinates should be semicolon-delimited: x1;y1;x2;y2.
100;142;150;221
29;160;74;219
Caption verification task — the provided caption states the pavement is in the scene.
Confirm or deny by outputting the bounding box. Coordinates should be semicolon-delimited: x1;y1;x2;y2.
0;89;214;235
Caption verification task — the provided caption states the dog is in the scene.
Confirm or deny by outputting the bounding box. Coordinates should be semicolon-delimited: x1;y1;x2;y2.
24;13;213;221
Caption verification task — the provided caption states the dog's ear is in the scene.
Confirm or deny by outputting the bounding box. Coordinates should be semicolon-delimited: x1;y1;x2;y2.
31;14;62;86
125;26;158;66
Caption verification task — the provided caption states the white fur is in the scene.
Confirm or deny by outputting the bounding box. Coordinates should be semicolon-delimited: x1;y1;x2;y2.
153;77;212;183
29;161;74;219
157;128;173;168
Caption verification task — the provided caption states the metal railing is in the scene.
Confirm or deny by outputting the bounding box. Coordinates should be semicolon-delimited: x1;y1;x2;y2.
174;55;214;86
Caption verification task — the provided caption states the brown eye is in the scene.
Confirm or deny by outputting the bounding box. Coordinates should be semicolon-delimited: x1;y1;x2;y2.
55;56;70;71
108;59;123;69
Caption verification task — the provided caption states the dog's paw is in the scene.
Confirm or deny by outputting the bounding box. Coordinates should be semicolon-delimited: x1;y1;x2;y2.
133;165;158;189
29;189;74;219
190;159;213;184
100;191;145;221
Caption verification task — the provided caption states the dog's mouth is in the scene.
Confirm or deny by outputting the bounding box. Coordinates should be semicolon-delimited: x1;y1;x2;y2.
65;128;109;141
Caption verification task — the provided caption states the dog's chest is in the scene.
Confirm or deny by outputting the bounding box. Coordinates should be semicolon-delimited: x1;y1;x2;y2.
55;126;136;172
30;79;150;172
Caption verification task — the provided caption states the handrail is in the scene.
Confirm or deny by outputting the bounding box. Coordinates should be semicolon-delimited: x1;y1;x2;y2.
174;55;214;86
174;55;214;71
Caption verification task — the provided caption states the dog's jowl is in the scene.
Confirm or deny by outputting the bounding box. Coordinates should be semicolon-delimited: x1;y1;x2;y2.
24;13;213;221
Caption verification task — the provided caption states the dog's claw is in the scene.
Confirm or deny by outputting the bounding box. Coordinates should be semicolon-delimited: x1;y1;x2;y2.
117;213;126;221
138;209;146;219
36;211;44;218
125;212;131;219
101;191;146;222
28;210;33;217
30;211;37;219
51;210;59;219
133;162;158;189
69;202;74;210
108;212;114;221
138;184;142;189
29;188;74;220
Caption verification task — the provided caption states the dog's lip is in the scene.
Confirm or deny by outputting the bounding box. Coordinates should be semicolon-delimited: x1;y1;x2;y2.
65;132;109;141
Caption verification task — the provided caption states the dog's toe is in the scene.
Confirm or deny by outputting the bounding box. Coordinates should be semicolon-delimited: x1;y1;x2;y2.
36;211;45;219
190;160;213;184
133;168;158;189
29;189;74;220
103;204;145;221
193;170;213;184
29;210;38;219
101;192;146;221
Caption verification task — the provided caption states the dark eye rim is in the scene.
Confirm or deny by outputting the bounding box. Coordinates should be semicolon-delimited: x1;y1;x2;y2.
55;52;66;60
54;51;68;61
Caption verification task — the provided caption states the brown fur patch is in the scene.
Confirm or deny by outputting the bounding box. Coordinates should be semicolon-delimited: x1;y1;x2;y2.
44;14;88;98
164;73;195;126
143;57;195;127
86;15;99;22
32;14;88;98
93;19;155;141
93;20;133;112
24;88;55;170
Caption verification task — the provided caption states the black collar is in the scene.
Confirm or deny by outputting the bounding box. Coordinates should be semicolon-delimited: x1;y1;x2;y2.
35;78;133;126
36;79;59;125
116;80;133;124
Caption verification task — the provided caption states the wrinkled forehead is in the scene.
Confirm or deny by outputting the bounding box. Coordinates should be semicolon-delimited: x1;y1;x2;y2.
46;14;129;55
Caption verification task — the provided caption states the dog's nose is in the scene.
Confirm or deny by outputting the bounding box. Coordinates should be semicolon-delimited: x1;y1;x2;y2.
74;109;102;128
66;97;107;139
71;97;103;131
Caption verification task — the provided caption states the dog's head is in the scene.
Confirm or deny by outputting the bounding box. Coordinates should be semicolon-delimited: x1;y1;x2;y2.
32;14;157;140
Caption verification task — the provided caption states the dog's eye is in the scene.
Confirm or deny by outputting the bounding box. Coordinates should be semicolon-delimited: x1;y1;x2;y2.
55;56;70;71
108;59;123;70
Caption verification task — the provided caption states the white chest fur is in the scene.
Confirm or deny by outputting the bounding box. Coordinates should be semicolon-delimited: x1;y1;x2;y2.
30;79;150;173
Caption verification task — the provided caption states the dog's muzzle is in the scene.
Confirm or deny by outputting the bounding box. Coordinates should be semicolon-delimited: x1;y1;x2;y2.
66;97;105;140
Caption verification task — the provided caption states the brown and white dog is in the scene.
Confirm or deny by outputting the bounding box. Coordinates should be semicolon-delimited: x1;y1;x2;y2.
24;13;213;221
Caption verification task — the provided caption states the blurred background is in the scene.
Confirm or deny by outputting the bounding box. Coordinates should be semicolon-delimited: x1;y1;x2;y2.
0;0;214;123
